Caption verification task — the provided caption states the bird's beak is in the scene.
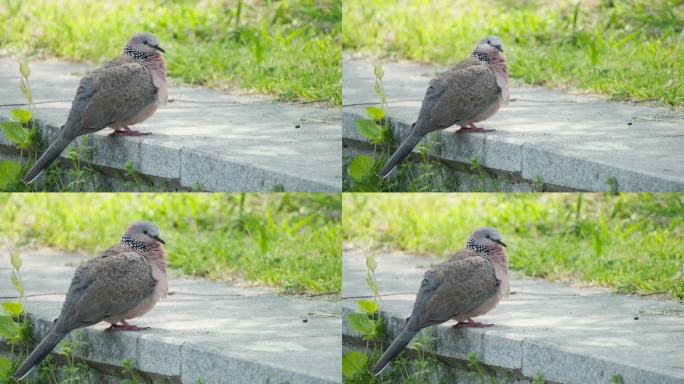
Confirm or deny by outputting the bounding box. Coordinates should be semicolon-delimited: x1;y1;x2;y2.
495;239;507;247
496;45;503;52
152;45;165;53
152;236;166;244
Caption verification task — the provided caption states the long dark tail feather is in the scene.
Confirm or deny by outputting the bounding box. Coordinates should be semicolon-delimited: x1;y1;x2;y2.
13;329;66;380
378;132;424;178
371;327;417;376
23;135;72;184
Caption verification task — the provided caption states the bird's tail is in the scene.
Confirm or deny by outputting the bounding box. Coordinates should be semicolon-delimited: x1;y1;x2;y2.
371;326;418;376
23;134;72;184
13;329;66;380
378;130;423;178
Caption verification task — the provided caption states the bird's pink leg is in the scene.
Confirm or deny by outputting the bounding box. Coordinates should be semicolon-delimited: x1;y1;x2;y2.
110;125;152;137
105;320;150;331
454;317;494;328
457;123;495;133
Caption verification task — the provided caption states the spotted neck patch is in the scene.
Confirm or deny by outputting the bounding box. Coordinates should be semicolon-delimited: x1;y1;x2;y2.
471;48;491;64
124;45;150;62
121;233;149;254
467;239;492;255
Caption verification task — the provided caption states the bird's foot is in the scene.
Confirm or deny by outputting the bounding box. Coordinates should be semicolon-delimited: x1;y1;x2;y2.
110;129;152;137
105;320;150;331
454;318;494;328
457;124;495;133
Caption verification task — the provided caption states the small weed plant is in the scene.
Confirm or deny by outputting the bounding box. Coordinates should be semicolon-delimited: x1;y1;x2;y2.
0;248;29;382
345;63;457;192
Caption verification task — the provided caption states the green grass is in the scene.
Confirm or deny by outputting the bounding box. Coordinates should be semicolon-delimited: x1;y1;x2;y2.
343;0;684;107
0;0;341;105
342;193;684;300
0;193;342;295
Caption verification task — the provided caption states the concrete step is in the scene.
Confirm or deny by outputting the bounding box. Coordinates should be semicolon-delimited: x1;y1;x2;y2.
342;250;684;384
0;249;341;384
342;57;684;191
0;57;341;192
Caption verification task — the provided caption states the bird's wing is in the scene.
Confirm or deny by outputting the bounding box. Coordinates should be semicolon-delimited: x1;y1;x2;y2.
57;247;157;329
64;62;158;136
446;248;469;262
410;257;499;329
415;64;500;135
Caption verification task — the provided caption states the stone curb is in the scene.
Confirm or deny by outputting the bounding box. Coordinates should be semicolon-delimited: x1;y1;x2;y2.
0;57;341;192
342;251;684;384
342;58;684;192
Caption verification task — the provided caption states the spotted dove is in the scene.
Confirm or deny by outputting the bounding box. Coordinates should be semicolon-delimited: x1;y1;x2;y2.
23;32;168;183
371;227;509;375
13;221;168;380
379;36;509;177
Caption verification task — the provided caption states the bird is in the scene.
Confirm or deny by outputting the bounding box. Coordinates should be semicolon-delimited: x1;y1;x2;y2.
13;221;168;380
371;227;509;375
23;32;168;183
378;36;509;177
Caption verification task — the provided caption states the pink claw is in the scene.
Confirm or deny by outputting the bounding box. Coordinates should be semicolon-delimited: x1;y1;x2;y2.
105;320;150;331
457;123;495;133
454;317;494;328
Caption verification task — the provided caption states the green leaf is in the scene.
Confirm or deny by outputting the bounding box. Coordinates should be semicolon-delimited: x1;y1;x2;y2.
346;312;376;336
374;81;386;101
20;78;32;103
19;60;30;78
356;300;378;315
10;109;32;124
10;249;22;270
373;62;384;80
355;119;383;142
366;106;385;121
0;356;12;377
366;272;379;297
348;155;375;182
366;254;377;272
342;351;368;379
0;160;22;189
2;302;23;317
348;181;380;192
0;315;20;339
11;271;24;297
0;121;29;145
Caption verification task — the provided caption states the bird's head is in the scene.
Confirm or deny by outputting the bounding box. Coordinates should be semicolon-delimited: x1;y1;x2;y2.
478;36;504;52
124;32;165;61
122;221;165;253
472;36;505;63
467;227;506;254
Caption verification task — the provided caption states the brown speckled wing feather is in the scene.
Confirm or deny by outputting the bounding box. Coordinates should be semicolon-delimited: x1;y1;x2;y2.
446;248;469;262
57;245;156;330
410;257;499;329
415;64;500;135
65;62;158;136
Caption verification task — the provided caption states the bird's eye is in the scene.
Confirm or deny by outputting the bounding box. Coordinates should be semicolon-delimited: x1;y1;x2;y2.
143;40;148;45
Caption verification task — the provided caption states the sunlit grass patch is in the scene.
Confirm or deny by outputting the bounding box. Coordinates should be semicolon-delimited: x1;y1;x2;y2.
343;193;684;300
0;193;342;295
0;0;341;105
343;0;684;107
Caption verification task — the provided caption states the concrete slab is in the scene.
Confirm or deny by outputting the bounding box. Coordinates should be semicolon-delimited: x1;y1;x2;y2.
0;57;341;192
0;249;341;384
342;56;684;191
342;250;684;384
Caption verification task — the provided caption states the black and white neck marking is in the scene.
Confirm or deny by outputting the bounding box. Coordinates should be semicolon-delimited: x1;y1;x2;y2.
121;233;150;254
467;239;492;255
472;48;491;64
124;45;151;62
